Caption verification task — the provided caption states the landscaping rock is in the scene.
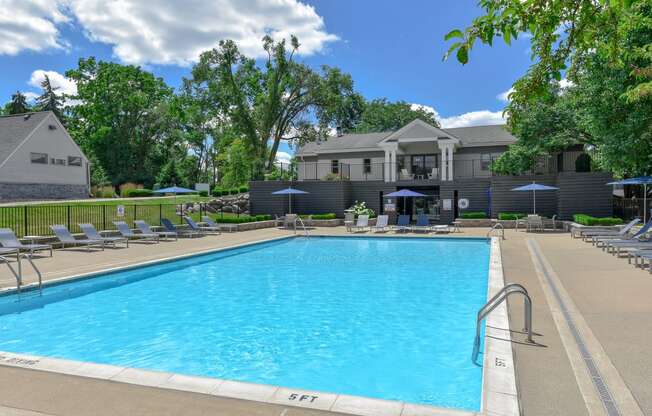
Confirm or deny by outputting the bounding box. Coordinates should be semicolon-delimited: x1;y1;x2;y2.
206;193;250;214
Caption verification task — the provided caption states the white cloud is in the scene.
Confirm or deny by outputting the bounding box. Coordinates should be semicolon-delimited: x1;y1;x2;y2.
559;78;573;89
66;0;338;65
496;87;515;102
28;69;77;96
0;0;69;55
438;110;505;128
275;151;292;165
410;103;440;118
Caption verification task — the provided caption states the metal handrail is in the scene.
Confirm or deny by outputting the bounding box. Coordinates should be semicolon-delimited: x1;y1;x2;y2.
0;251;42;294
21;254;43;294
472;283;533;364
295;216;309;236
487;222;505;240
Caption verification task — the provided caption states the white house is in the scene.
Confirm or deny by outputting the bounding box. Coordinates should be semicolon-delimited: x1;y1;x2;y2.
0;111;90;201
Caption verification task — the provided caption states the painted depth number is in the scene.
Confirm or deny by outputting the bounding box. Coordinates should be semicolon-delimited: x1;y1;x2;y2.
288;393;319;403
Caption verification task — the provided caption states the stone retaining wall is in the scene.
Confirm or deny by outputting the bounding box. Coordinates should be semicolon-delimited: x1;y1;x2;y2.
0;183;89;202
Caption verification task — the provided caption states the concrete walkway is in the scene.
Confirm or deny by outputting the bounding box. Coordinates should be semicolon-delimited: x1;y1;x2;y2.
0;227;649;415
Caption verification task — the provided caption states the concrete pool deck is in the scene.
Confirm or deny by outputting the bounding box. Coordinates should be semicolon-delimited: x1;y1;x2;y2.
0;227;649;415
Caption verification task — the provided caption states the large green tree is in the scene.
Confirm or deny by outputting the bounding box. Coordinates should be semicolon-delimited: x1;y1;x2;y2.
8;91;30;114
66;58;181;186
36;75;64;120
353;99;440;133
190;36;363;177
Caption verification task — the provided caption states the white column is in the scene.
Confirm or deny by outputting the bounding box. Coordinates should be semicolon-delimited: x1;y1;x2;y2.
438;142;448;181
390;149;397;182
384;149;391;182
447;145;454;181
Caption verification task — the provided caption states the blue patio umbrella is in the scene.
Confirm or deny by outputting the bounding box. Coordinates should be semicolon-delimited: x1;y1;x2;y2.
385;189;427;216
511;182;559;214
607;176;652;223
272;187;309;214
154;185;196;206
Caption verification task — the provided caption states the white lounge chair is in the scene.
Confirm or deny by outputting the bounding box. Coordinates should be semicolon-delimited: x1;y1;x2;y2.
79;223;129;247
350;215;369;232
371;215;389;232
0;228;52;256
50;225;104;251
114;221;160;243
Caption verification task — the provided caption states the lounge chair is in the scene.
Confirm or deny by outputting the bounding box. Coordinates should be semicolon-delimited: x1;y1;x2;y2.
344;212;355;232
371;215;389;233
0;228;52;257
134;220;177;241
79;223;129;247
50;225;104;251
161;218;202;238
412;214;431;233
601;219;652;255
393;215;411;233
202;216;232;233
184;216;221;234
350;215;369;232
114;221;160;243
399;169;414;180
432;224;451;234
586;219;641;244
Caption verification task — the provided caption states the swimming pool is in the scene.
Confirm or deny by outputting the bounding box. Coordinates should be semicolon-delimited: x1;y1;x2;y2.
0;236;490;411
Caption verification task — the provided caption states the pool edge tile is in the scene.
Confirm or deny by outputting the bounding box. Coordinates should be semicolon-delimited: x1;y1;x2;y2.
269;387;338;411
213;379;278;402
330;394;404;416
161;373;224;394
401;403;478;416
109;367;173;388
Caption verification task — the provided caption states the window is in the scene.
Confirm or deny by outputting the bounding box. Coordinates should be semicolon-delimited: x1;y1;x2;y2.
51;158;66;166
30;152;48;164
363;158;371;174
68;156;82;167
480;154;492;171
331;160;339;174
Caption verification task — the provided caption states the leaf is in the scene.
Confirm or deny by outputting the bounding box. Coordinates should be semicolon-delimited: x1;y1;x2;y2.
444;29;464;41
457;46;469;65
443;42;462;61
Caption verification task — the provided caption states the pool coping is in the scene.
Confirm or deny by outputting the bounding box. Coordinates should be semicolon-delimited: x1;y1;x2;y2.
0;234;516;416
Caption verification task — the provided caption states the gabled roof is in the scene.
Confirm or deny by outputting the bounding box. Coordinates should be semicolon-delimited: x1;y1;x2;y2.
296;120;516;155
380;119;459;144
0;112;51;165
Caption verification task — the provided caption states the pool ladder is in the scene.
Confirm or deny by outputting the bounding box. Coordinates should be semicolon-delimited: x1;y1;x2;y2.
487;223;505;240
295;217;309;236
1;251;43;294
472;283;533;364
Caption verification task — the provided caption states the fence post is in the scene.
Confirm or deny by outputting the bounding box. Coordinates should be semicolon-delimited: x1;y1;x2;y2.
23;205;28;237
178;204;183;224
133;205;137;227
67;205;71;230
103;204;107;230
159;204;162;225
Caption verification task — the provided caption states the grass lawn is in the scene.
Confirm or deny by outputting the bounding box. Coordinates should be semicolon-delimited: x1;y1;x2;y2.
0;195;250;237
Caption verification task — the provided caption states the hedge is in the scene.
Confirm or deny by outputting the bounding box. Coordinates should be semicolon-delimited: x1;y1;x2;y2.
122;188;154;198
198;190;209;197
239;186;249;193
230;189;240;195
573;214;624;226
214;214;272;224
498;212;527;221
459;212;487;219
301;213;336;220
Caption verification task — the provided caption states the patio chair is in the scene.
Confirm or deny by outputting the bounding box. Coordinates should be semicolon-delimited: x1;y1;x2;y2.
371;215;389;233
161;218;202;238
114;221;160;243
282;214;298;230
350;215;369;233
600;219;652;255
344;212;355;232
79;223;129;247
526;215;544;232
50;225;105;251
432;224;451;234
411;214;431;233
399;169;414;180
184;216;221;234
584;218;640;243
427;168;439;180
0;228;52;257
393;215;411;233
134;220;177;241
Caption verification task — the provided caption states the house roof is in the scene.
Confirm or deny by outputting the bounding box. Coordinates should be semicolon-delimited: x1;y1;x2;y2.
0;112;52;165
296;121;516;155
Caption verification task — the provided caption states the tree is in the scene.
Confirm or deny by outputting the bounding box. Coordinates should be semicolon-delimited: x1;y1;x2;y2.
66;57;180;187
217;138;254;188
190;36;362;177
156;159;186;188
36;75;64;120
8;91;30;114
353;99;440;133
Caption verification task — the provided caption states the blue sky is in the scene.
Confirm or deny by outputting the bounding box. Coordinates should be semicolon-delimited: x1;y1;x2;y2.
0;0;533;158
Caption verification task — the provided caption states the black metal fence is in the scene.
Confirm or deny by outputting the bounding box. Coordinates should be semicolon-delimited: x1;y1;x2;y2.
613;198;651;221
0;203;243;238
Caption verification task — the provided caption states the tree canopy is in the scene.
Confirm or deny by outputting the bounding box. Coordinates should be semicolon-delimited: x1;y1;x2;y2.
353;99;440;133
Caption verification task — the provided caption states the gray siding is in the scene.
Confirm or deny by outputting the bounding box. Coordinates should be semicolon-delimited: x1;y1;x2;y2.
490;175;558;218
557;172;613;218
440;179;492;224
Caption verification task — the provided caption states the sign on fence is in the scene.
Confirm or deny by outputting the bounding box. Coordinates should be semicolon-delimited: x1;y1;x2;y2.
116;205;125;217
195;183;210;192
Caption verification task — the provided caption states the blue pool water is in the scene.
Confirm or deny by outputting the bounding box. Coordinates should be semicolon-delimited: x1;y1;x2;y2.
0;236;490;410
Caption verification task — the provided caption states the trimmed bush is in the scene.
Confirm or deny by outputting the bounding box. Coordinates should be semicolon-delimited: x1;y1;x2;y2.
239;186;249;193
300;213;336;220
214;215;272;224
459;212;487;219
211;188;223;197
230;189;240;195
122;188;154;198
198;190;209;197
573;214;623;226
498;212;527;221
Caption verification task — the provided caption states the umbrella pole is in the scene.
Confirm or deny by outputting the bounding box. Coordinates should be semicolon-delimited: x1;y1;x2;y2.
645;184;647;224
289;193;292;215
533;189;536;214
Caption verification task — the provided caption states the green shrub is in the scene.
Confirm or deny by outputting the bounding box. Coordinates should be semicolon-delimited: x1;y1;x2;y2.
198;190;209;197
122;188;154;198
214;215;272;224
312;213;337;220
239;186;249;193
459;211;487;219
230;188;240;195
498;212;526;221
573;214;623;226
211;188;223;197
